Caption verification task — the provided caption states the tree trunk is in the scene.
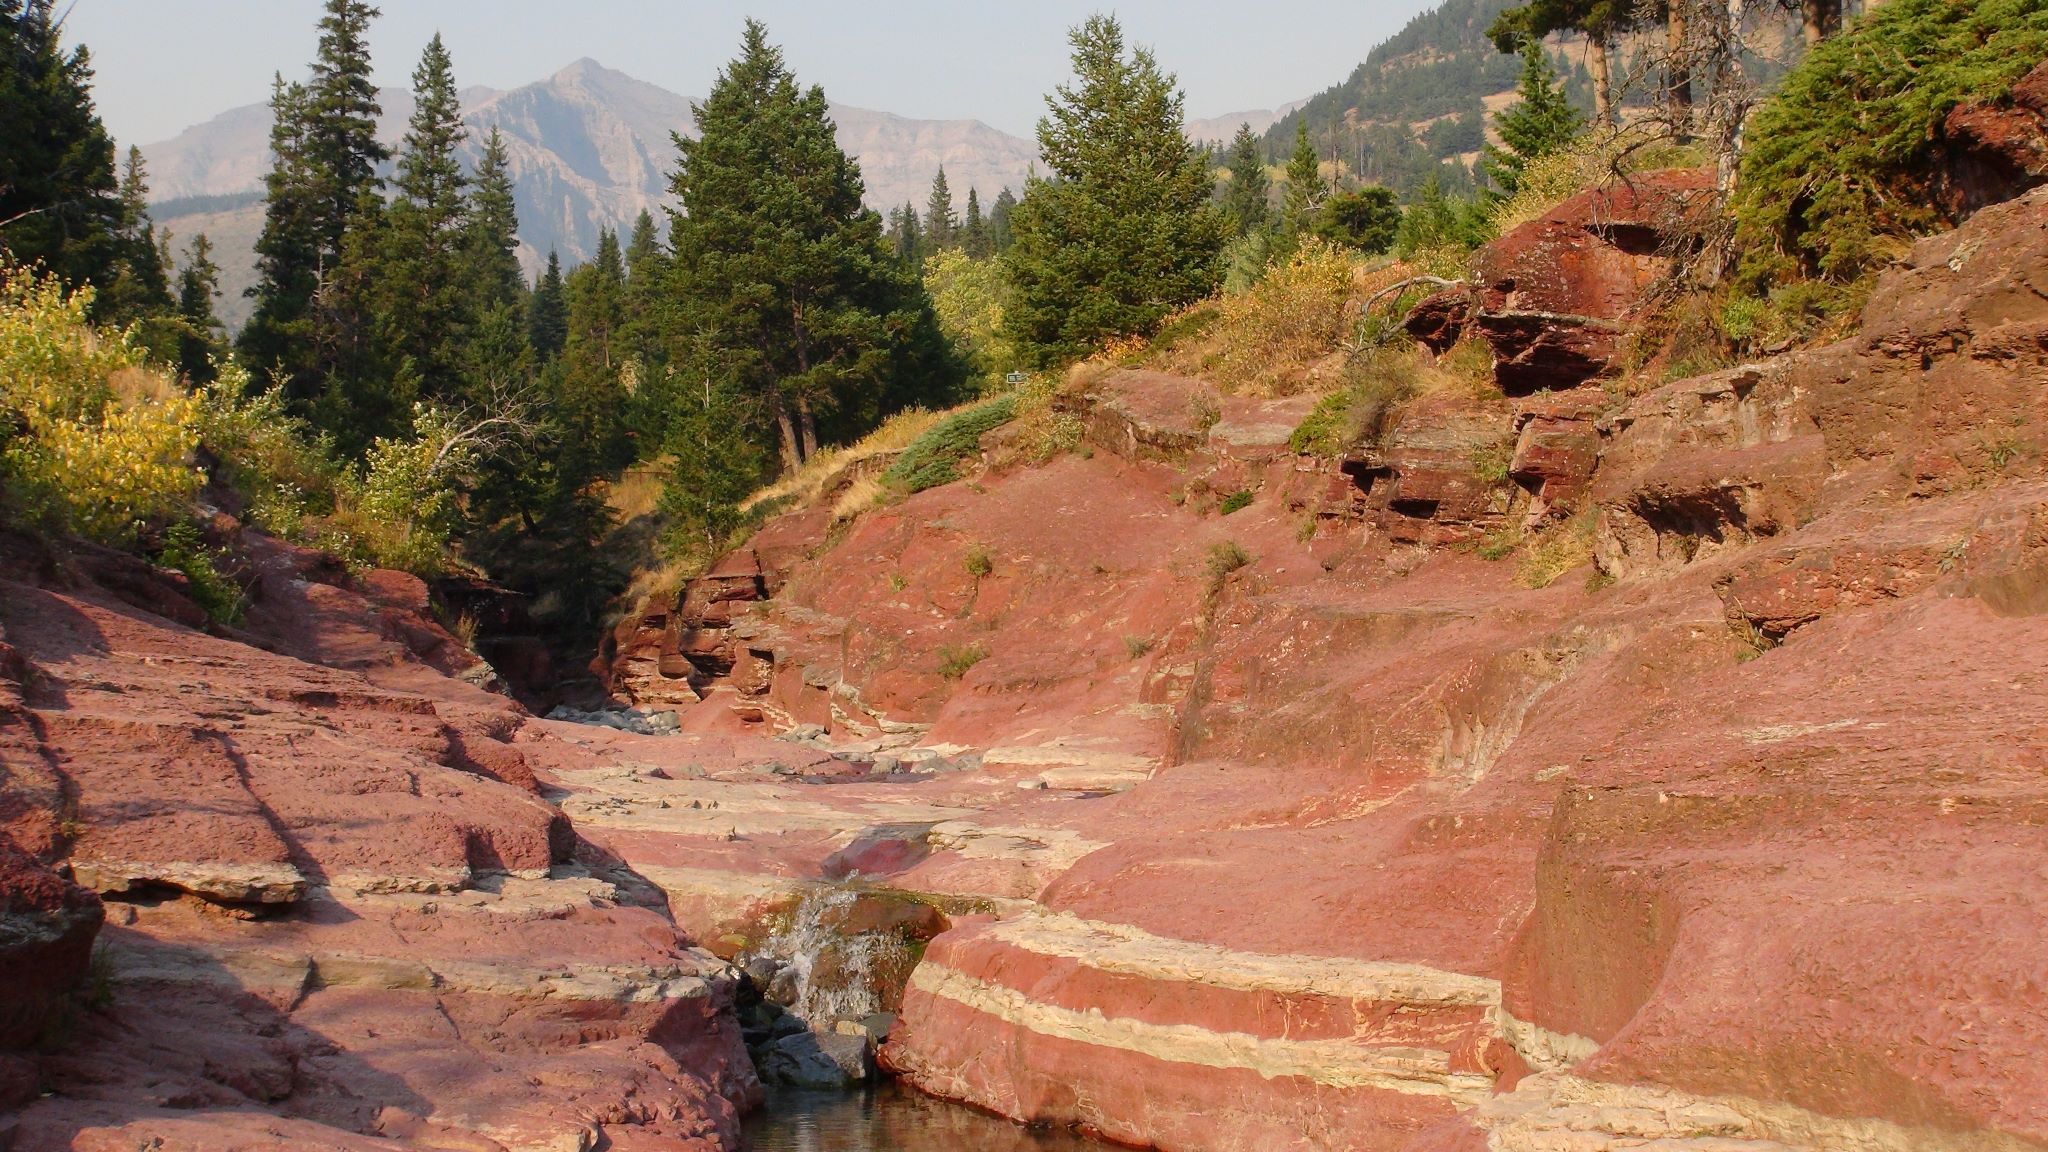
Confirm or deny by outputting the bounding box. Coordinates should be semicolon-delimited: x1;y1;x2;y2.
772;396;801;474
1589;30;1614;126
797;395;819;462
1803;0;1841;44
1668;0;1694;132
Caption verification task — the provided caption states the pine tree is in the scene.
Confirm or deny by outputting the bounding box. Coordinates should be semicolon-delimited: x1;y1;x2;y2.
1281;121;1326;234
989;187;1018;253
528;251;567;362
373;33;471;405
657;366;769;559
925;166;958;251
890;201;923;266
1483;40;1586;198
1491;1;1630;125
962;187;992;258
98;147;178;355
1002;16;1227;367
666;21;959;471
1222;123;1270;237
303;0;387;238
619;209;670;389
554;230;633;482
240;0;388;416
457;126;527;411
174;234;225;385
0;0;128;303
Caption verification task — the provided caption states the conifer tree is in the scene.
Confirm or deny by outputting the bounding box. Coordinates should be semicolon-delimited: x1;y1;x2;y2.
458;126;528;408
528;251;567;362
99;147;177;354
620;210;670;381
463;128;525;312
373;33;470;404
1002;16;1226;367
989;187;1018;253
0;0;128;304
890;202;923;266
962;187;992;258
925;166;958;251
1482;40;1585;197
241;0;388;414
1223;122;1271;237
664;21;961;471
554;230;633;482
174;234;225;385
1281;121;1326;234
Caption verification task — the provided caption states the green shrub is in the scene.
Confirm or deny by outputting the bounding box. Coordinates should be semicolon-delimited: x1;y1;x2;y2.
883;394;1019;494
1219;489;1254;515
936;643;990;680
155;523;243;624
1206;540;1252;586
1733;0;2048;286
1288;345;1421;456
195;364;344;536
963;544;993;577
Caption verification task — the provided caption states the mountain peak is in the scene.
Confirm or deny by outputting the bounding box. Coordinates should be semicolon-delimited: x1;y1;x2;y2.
551;57;615;84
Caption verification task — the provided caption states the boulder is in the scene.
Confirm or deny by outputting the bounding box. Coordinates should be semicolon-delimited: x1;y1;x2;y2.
761;1027;870;1088
0;839;103;1049
1940;60;2048;218
1468;169;1715;394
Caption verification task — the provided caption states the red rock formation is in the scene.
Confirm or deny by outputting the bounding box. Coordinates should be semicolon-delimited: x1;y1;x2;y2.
0;532;758;1150
572;185;2048;1152
1472;169;1715;394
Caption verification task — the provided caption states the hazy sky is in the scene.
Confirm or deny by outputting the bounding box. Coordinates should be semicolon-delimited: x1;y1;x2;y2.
59;1;1438;149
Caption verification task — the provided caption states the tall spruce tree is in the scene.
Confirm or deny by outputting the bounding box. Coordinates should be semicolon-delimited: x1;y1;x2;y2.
373;33;470;405
528;251;567;362
925;167;958;251
963;187;992;258
665;21;961;471
458;125;528;410
463;128;524;311
240;0;388;417
989;187;1018;252
0;0;128;304
1280;121;1326;234
620;209;671;406
1002;15;1226;367
174;234;225;385
1483;40;1585;197
100;147;178;357
1222;123;1270;237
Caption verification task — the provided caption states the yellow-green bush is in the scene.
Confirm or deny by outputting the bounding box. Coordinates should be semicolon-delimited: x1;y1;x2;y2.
0;270;202;545
1202;238;1358;395
923;249;1016;390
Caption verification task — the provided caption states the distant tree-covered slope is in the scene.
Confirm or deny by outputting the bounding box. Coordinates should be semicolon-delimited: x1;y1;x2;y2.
1264;0;1594;197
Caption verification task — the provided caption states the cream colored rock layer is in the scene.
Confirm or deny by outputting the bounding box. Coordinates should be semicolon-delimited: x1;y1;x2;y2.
908;962;1496;1103
978;912;1501;1006
1478;1073;2045;1152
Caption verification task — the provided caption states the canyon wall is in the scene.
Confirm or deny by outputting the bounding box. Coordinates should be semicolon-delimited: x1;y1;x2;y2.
597;182;2048;1151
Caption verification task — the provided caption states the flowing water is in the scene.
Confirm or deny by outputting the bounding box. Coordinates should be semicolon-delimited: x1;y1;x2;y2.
742;1084;1112;1151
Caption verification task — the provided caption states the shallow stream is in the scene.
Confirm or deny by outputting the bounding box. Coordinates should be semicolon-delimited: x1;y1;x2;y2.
742;1084;1111;1151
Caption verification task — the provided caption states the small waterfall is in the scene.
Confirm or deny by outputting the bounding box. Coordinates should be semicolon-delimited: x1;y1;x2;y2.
761;886;889;1023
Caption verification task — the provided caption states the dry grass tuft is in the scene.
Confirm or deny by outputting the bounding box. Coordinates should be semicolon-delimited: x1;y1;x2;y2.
1516;511;1599;589
740;406;945;514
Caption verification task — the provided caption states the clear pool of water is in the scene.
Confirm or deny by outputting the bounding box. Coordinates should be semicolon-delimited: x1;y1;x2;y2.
742;1084;1111;1151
